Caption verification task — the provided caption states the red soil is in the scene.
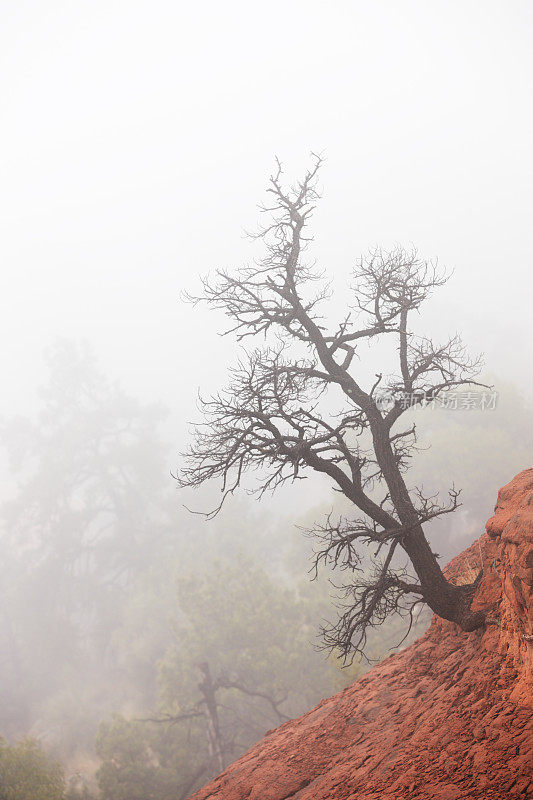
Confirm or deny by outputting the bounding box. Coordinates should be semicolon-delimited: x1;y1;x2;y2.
191;470;533;799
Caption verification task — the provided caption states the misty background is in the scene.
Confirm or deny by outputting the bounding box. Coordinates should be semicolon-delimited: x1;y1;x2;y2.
0;2;532;798
2;1;532;421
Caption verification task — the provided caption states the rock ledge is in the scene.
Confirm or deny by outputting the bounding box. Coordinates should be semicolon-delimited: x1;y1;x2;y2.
191;470;533;800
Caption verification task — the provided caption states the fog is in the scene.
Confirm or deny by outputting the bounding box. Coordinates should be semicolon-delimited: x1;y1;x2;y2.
2;1;532;420
0;2;531;797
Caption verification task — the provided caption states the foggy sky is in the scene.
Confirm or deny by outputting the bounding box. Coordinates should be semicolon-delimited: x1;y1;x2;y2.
1;0;532;428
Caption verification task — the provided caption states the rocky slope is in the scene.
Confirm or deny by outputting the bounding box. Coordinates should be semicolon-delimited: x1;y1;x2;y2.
190;470;533;799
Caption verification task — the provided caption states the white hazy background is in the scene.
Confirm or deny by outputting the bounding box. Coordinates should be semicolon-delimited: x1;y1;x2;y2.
1;0;532;435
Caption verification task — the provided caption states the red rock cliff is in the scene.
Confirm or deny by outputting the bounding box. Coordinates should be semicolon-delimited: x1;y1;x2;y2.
190;470;533;800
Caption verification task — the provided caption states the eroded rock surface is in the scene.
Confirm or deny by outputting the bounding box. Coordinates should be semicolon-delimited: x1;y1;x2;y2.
190;470;533;800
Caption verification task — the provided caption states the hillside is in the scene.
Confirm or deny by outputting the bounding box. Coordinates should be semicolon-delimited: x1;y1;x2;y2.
190;470;533;800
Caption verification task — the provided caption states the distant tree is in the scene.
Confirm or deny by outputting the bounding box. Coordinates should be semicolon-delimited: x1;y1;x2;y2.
95;716;179;800
0;738;64;800
0;340;172;742
180;156;488;660
97;558;341;798
157;557;336;729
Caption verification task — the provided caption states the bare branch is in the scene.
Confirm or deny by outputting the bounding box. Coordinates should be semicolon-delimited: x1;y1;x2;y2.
216;674;289;722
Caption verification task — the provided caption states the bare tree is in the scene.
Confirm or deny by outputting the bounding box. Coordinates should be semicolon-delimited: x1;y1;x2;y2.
140;661;288;795
180;156;487;661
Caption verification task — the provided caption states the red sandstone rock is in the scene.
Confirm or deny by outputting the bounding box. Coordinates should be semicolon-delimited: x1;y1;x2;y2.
190;470;533;800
